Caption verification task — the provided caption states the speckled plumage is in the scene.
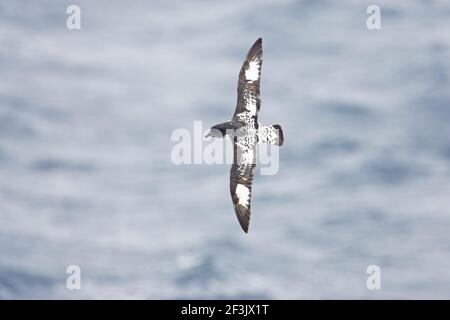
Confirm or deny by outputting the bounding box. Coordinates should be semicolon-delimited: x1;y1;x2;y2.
211;38;284;233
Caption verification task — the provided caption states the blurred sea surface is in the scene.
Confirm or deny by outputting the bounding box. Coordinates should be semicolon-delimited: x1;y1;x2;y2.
1;0;450;298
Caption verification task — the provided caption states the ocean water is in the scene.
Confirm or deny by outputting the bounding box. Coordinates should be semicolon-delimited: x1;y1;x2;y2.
1;0;450;299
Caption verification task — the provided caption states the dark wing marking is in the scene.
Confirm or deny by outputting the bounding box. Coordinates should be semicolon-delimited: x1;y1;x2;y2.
230;142;257;233
233;37;263;118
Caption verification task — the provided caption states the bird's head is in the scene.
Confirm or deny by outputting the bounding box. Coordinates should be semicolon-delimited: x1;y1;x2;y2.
205;121;237;138
205;126;225;138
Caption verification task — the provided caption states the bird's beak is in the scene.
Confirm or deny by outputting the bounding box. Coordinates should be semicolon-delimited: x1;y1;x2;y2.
205;131;212;138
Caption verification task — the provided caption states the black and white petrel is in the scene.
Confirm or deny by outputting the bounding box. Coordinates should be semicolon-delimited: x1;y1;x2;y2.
206;38;284;233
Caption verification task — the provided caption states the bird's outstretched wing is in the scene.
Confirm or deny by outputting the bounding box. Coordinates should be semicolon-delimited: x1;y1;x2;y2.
230;160;256;233
233;37;263;119
230;38;263;233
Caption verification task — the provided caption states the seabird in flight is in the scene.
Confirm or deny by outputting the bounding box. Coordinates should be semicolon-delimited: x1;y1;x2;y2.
206;38;284;233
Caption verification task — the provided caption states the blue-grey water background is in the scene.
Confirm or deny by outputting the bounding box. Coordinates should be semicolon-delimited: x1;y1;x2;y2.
1;0;450;299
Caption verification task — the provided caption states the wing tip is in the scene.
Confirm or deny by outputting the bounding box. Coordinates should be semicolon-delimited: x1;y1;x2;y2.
254;37;262;50
240;219;250;233
240;212;250;233
234;203;251;234
247;37;263;60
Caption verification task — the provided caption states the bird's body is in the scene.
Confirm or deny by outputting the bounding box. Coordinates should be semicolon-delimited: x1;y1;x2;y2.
206;38;284;233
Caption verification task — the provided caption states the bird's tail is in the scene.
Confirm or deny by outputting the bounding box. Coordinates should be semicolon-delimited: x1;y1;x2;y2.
258;124;284;146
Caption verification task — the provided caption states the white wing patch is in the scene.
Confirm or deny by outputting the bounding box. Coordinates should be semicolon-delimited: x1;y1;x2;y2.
235;184;251;207
245;60;260;82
